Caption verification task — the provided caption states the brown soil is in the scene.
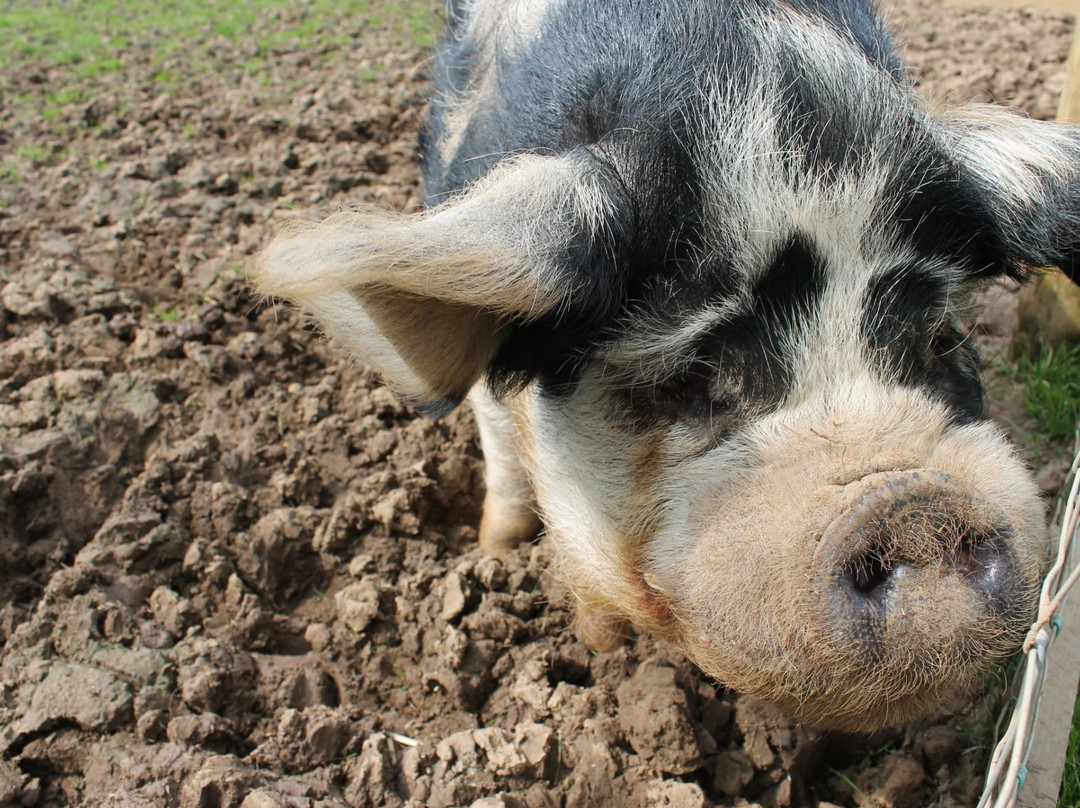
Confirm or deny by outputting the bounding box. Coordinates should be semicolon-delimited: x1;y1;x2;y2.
0;2;1074;806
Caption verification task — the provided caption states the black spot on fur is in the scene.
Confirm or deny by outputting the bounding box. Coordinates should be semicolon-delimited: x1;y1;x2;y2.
862;266;985;424
699;235;826;411
776;55;878;181
883;148;1015;281
486;130;705;399
637;235;826;438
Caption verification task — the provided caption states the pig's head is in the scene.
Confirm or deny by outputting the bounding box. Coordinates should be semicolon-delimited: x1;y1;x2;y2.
253;16;1078;731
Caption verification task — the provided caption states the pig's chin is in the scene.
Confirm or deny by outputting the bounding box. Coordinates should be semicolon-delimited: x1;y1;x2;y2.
663;460;1045;733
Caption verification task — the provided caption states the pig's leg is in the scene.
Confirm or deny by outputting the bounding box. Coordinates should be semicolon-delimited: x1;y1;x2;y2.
469;387;542;554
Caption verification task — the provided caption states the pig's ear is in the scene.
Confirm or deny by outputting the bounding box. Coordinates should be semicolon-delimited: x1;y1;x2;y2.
940;106;1080;282
253;150;628;416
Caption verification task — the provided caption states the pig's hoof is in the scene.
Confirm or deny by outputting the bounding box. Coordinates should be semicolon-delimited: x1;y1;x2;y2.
478;503;541;555
576;609;631;652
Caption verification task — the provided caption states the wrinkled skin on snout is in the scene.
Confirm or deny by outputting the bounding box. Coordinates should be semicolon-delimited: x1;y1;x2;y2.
253;0;1080;731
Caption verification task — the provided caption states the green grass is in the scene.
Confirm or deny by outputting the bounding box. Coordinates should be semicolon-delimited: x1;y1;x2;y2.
1062;690;1080;807
1003;341;1080;448
0;0;441;74
17;142;67;167
0;159;19;182
148;302;184;323
0;0;442;130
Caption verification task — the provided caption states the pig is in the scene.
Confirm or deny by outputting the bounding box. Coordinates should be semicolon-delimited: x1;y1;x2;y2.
253;0;1080;731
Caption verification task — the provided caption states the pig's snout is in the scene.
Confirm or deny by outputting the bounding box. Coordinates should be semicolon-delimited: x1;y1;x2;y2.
677;455;1042;732
821;469;1028;650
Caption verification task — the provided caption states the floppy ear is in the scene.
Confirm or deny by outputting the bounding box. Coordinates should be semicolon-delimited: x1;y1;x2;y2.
253;150;628;415
939;106;1080;283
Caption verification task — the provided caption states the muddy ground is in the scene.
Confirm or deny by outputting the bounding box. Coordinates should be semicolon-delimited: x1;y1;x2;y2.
0;1;1075;806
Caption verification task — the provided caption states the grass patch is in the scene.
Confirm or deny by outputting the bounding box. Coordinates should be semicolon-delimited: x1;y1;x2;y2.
1002;341;1080;449
151;68;182;87
1062;688;1080;807
17;143;66;167
1;0;442;74
148;302;184;323
1;0;442;126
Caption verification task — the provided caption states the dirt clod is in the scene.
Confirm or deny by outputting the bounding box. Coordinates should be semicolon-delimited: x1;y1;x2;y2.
714;749;757;796
617;664;703;775
858;752;928;808
334;578;381;634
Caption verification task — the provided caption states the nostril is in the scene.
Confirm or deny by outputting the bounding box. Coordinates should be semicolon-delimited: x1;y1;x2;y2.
949;529;1001;578
948;528;1019;610
951;532;982;577
845;551;892;597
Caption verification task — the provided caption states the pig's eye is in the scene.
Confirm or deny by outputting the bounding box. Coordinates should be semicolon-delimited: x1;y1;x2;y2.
656;374;708;409
652;368;734;424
